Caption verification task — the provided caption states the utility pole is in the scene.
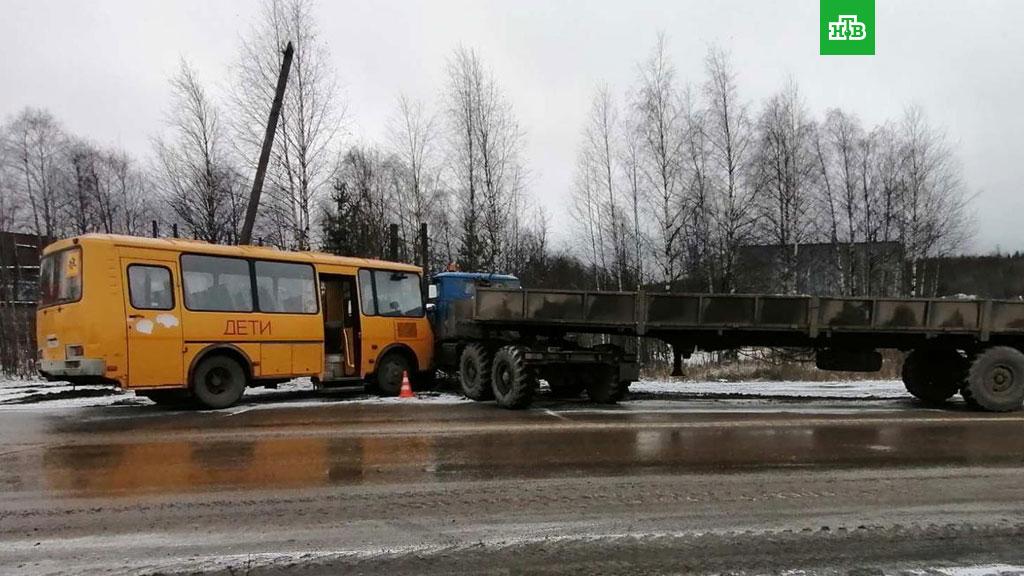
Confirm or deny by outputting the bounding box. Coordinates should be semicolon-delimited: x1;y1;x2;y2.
239;41;294;246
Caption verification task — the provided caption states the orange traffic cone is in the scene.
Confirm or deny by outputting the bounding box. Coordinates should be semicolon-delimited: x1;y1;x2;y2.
399;370;415;399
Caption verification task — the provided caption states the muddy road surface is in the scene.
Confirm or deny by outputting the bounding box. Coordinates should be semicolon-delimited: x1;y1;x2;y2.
3;389;1024;575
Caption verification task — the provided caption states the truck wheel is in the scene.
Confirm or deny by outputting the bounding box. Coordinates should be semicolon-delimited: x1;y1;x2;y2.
901;349;964;404
583;366;628;404
411;369;438;391
490;346;536;409
459;344;494;401
962;346;1024;412
191;355;246;409
545;372;584;398
374;352;409;396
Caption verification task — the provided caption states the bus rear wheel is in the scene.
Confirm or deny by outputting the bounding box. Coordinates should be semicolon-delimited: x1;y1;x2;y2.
191;355;246;409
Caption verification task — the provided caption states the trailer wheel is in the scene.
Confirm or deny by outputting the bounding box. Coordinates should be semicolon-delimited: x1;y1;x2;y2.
545;372;584;398
490;346;536;409
583;366;628;404
190;355;246;409
901;349;964;404
962;346;1024;412
459;344;494;401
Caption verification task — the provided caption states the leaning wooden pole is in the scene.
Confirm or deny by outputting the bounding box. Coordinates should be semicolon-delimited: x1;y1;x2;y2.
239;41;294;246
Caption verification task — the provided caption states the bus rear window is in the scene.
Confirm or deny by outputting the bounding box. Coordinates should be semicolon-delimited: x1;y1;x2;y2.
39;247;83;307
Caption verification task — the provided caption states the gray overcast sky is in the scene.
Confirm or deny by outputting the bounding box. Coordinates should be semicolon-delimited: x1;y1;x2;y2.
2;0;1022;253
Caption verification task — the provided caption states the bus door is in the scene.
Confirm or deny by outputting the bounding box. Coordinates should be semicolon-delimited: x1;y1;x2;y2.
122;258;184;387
321;275;360;379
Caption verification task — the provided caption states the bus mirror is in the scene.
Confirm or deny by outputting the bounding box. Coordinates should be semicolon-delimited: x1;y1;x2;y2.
427;284;438;300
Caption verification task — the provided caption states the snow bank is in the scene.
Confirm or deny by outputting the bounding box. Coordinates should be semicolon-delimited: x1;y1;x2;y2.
630;379;908;399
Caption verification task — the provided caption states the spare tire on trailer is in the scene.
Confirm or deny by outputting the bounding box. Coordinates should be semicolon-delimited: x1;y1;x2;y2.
545;372;585;399
583;366;629;404
459;343;494;401
490;346;537;409
901;349;965;405
962;346;1024;412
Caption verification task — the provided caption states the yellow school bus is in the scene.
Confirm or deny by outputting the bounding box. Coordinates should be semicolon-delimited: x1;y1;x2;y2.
36;234;433;408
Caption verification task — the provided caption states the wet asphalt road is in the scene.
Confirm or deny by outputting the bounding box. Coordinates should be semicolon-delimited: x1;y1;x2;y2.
4;390;1024;574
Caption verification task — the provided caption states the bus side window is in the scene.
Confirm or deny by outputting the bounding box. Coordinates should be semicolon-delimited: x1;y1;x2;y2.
127;265;174;310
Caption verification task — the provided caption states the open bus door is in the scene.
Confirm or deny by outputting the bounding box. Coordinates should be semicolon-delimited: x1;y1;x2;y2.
321;275;360;382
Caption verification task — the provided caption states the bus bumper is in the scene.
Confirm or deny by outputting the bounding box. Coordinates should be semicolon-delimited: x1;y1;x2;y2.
38;358;106;378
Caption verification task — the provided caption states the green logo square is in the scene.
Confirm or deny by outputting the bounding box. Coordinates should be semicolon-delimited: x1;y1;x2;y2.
821;0;875;55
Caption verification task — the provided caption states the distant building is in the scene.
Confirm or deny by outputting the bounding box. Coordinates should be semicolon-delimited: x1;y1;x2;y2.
917;254;1024;299
0;231;44;305
734;241;904;296
0;231;44;376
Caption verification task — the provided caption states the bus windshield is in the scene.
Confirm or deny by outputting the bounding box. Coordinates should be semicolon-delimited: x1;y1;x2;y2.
38;247;82;307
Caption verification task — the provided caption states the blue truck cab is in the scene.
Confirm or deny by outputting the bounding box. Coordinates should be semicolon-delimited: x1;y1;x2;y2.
428;272;521;322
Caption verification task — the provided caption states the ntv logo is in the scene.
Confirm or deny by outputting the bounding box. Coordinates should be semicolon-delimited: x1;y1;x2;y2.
820;0;874;55
827;15;867;41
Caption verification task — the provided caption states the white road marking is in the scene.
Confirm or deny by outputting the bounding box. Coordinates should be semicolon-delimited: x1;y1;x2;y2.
544;409;571;421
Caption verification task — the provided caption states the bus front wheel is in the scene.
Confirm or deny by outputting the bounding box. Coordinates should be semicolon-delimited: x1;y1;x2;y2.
191;355;247;409
374;352;410;396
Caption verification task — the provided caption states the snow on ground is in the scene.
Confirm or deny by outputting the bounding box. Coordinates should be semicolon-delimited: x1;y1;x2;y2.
630;378;907;399
0;376;910;411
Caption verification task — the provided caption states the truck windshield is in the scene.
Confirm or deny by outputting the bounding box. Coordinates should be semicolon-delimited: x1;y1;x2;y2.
38;247;83;307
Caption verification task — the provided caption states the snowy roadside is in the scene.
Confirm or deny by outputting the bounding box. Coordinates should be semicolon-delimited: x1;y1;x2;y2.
0;376;910;411
630;378;908;399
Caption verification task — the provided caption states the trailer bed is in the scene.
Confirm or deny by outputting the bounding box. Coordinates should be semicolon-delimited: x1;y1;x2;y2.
467;288;1024;349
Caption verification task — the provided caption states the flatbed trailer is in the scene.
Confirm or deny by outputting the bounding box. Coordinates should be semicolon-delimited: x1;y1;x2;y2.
436;285;1024;412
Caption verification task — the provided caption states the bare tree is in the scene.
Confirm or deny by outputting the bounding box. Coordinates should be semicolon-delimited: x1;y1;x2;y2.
819;108;865;294
102;150;151;236
636;34;686;285
571;150;605;288
680;85;715;291
64;139;99;235
154;60;245;244
389;94;441;264
898;105;973;295
579;86;629;290
703;46;755;292
2;108;66;240
0;146;18;234
231;0;341;250
619;121;647;290
445;47;484;271
444;47;525;272
752;80;816;293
